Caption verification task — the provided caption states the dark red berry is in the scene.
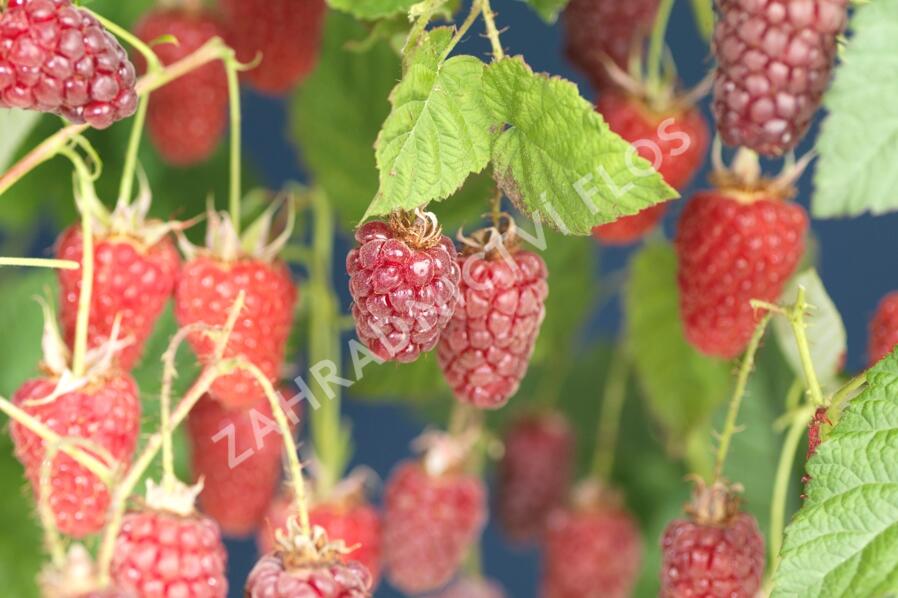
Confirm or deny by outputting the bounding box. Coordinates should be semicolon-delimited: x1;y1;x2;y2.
245;553;372;597
348;217;461;364
135;9;228;166
0;0;138;128
868;291;898;366
712;0;848;156
497;413;574;542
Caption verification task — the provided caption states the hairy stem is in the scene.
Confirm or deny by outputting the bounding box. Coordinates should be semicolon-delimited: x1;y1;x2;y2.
481;0;505;61
0;257;78;269
441;0;484;62
647;0;676;97
787;287;826;407
591;347;629;480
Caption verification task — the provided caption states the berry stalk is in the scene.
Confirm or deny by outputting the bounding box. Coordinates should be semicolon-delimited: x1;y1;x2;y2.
67;155;97;378
0;257;77;269
117;96;150;206
646;0;675;98
591;347;630;480
224;52;243;235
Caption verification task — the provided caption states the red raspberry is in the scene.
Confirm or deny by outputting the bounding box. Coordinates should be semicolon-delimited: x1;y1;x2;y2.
245;553;372;597
348;217;461;364
56;225;180;371
675;188;807;358
563;0;658;89
437;237;548;409
542;485;643;598
111;508;228;597
382;460;486;594
258;493;383;587
592;92;710;244
497;413;574;542
0;0;138;128
134;9;228;166
10;373;141;537
219;0;326;95
175;255;296;409
187;391;297;537
712;0;848;156
428;577;506;598
868;291;898;366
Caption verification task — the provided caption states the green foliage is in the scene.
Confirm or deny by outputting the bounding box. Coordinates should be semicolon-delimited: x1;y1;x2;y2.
327;0;418;19
813;0;898;218
482;57;676;235
689;0;714;41
773;349;898;596
0;437;41;598
522;0;570;23
0;272;50;397
0;109;41;172
626;242;731;444
368;28;494;219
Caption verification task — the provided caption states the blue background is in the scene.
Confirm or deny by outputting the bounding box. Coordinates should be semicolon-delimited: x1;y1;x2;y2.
228;1;892;596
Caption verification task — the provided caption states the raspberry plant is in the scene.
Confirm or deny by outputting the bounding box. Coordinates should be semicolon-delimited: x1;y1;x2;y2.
0;0;897;596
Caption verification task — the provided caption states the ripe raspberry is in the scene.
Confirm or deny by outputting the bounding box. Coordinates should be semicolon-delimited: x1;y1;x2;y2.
676;188;807;358
348;215;461;364
111;507;228;597
259;492;383;586
712;0;848;156
542;484;643;598
187;391;297;537
219;0;326;95
134;9;228;166
497;413;574;542
563;0;658;89
10;372;141;537
56;225;180;371
246;553;372;597
0;0;138;128
437;229;548;409
592;92;710;244
382;460;486;594
868;291;898;366
428;577;506;598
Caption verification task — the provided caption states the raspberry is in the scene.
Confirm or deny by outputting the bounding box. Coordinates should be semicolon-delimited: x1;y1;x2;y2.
428;577;506;598
592;92;710;244
712;0;848;156
134;9;228;166
245;553;372;597
675;188;807;358
497;413;574;542
258;492;383;587
437;231;548;409
219;0;326;95
563;0;658;89
111;508;228;597
868;291;898;366
56;225;180;371
348;216;461;364
0;0;138;128
187;391;296;537
382;460;486;594
175;254;296;409
542;484;642;598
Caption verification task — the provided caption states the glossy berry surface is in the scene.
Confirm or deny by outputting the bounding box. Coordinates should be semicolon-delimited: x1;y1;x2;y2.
0;0;138;128
660;512;765;598
348;220;461;364
111;510;228;597
175;256;296;409
563;0;658;89
382;461;486;594
676;191;807;358
712;0;848;156
135;9;228;166
868;291;898;366
437;248;547;409
542;501;642;598
57;226;180;371
592;93;709;244
10;373;140;537
497;413;574;542
245;553;372;597
187;392;295;537
220;0;326;95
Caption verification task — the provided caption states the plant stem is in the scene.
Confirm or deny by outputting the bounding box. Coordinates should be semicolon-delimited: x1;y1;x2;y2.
404;0;448;57
829;371;868;413
491;185;502;227
713;313;771;481
117;95;149;206
87;10;162;72
225;55;242;235
0;257;78;269
591;347;629;480
784;378;804;413
646;0;676;97
441;0;484;62
787;287;825;407
69;158;97;379
481;0;505;61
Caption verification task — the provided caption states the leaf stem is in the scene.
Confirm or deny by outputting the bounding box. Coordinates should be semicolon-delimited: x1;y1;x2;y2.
646;0;676;97
713;313;771;481
828;371;867;413
591;347;630;480
0;257;78;269
481;0;505;61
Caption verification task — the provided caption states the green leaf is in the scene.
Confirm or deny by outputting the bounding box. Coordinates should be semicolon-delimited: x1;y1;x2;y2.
626;242;731;443
689;0;714;40
367;29;494;219
773;269;846;391
482;57;676;235
0;109;42;172
0;437;42;598
291;11;401;229
812;0;898;218
327;0;418;20
350;352;451;402
773;349;898;597
0;271;53;397
522;0;570;23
